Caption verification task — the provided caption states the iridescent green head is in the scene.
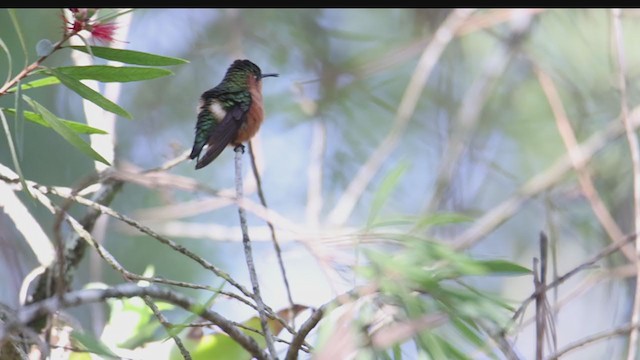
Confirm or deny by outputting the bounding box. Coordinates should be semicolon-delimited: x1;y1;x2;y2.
222;59;278;89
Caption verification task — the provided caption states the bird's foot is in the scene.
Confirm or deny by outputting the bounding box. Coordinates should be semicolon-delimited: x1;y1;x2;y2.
234;144;245;154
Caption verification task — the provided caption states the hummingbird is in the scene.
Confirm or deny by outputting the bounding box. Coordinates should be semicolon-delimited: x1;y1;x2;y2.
189;59;278;169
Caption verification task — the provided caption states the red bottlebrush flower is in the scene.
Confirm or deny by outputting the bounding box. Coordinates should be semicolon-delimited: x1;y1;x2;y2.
88;22;118;43
67;19;84;33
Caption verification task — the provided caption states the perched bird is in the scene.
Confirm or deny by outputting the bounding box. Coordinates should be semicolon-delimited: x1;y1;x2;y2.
189;59;278;169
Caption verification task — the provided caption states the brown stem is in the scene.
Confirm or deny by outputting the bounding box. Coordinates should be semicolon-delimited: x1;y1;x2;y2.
0;32;76;96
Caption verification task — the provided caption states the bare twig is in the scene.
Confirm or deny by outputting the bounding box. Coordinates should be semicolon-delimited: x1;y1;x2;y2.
535;66;631;261
0;284;268;360
479;322;522;360
534;233;548;360
234;146;277;359
0;33;74;96
249;141;295;327
141;296;191;360
327;8;475;226
611;9;640;360
285;306;325;360
0;165;257;309
509;233;637;332
547;322;640;360
34;177;256;302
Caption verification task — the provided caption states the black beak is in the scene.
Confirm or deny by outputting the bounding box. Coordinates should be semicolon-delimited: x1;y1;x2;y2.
261;73;279;78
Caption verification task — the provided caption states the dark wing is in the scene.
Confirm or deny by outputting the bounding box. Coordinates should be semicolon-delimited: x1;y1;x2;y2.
194;104;246;169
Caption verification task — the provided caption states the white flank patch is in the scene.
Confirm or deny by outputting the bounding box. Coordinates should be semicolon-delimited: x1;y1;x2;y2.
209;100;227;120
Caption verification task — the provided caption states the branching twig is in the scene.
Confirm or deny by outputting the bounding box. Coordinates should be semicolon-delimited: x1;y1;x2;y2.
32;177;255;302
547;322;640;360
535;66;632;261
0;284;268;360
509;233;637;332
234;145;277;359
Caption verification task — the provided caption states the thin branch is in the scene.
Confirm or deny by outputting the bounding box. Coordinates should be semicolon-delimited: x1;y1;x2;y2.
0;32;75;96
0;166;259;311
327;8;475;226
234;146;277;359
479;322;522;360
285;306;325;360
141;296;191;360
249;141;296;328
453;107;640;249
535;66;632;261
0;284;268;360
28;176;123;322
509;233;637;332
547;322;640;360
534;233;548;360
284;286;376;360
34;178;255;301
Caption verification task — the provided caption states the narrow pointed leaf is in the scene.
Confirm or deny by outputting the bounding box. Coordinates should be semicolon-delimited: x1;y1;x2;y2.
7;76;60;92
3;109;107;134
0;37;11;84
0;109;31;198
55;65;173;82
477;260;531;275
8;9;28;68
366;161;409;227
24;96;110;165
14;81;24;158
69;45;189;66
48;68;131;119
71;330;120;358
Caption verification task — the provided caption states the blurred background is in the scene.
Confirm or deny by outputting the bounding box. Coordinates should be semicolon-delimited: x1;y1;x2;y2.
2;8;640;359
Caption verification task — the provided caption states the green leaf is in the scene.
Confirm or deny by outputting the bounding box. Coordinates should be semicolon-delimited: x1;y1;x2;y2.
0;107;31;198
166;282;225;340
366;217;417;229
3;109;108;134
0;37;11;84
23;96;110;165
476;260;532;276
451;317;499;359
71;330;120;358
366;161;410;228
68;45;189;66
8;8;27;68
48;68;132;119
14;80;24;158
54;65;173;82
7;76;61;93
413;212;474;231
